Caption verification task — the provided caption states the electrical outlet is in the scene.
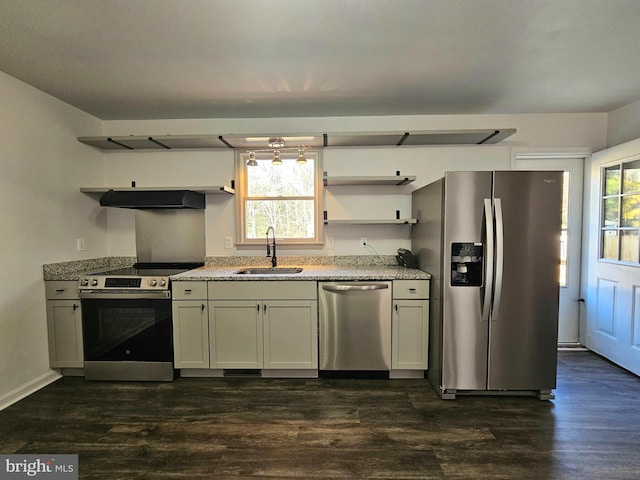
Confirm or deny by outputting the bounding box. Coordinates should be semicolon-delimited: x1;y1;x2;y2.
225;236;233;249
76;238;86;251
360;237;367;247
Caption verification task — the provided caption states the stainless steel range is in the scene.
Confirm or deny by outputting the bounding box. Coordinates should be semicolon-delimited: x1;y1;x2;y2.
78;262;202;381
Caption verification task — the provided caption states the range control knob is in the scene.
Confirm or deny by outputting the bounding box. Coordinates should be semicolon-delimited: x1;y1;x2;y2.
160;279;167;287
150;279;158;287
80;279;89;286
90;279;99;286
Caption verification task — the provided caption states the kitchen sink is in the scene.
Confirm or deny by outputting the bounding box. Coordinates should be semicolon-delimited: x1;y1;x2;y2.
235;267;303;275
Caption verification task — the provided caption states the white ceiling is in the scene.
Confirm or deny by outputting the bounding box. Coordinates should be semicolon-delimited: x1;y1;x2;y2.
2;0;640;121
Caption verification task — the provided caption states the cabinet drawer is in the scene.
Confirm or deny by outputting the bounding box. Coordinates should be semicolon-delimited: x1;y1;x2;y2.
45;281;79;300
393;280;429;299
173;281;208;300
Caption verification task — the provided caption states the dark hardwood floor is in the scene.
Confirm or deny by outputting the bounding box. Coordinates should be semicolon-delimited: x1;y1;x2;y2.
1;351;639;479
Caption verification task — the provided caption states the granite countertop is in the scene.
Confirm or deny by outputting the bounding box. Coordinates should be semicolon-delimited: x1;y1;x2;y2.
171;264;431;281
42;257;137;281
43;256;431;282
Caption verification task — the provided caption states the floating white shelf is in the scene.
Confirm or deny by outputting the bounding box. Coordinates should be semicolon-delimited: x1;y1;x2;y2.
324;219;417;225
79;185;235;195
323;175;415;186
77;129;517;150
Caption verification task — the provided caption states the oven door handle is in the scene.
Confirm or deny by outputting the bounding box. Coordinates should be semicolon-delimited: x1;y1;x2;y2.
79;291;171;299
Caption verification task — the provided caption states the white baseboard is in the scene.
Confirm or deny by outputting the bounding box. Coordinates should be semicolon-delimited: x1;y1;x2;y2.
0;370;61;411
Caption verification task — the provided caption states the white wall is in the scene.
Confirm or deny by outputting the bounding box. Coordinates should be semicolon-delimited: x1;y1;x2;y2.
0;72;104;407
101;113;607;257
607;98;640;148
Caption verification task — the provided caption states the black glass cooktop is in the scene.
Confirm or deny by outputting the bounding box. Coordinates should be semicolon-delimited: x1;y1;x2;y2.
92;262;203;277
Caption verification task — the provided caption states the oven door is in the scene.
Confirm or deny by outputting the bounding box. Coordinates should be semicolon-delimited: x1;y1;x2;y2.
80;291;175;381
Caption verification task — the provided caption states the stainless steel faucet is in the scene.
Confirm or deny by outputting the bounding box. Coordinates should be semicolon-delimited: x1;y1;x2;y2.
266;226;277;267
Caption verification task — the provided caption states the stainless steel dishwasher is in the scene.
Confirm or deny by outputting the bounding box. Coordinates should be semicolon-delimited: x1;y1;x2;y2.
318;281;392;371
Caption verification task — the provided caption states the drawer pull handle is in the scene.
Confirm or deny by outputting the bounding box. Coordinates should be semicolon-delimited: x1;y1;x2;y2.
201;304;205;311
73;304;79;310
184;289;192;293
55;289;65;292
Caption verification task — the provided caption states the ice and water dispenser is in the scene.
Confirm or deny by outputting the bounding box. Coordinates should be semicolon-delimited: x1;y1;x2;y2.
451;242;484;286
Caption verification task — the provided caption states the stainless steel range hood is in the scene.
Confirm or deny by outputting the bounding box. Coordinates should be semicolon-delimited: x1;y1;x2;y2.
99;190;205;209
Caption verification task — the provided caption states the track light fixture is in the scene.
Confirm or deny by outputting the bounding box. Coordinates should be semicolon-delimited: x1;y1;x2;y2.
267;137;286;149
246;151;258;166
297;148;306;164
245;138;307;166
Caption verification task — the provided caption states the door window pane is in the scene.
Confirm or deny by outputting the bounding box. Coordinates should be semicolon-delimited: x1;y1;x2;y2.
604;165;621;195
603;198;619;227
620;230;639;263
559;172;569;287
621;194;640;227
622;159;640;194
602;230;619;260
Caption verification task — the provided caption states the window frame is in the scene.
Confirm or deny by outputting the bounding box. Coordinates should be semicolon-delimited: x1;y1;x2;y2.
599;157;640;266
234;149;324;247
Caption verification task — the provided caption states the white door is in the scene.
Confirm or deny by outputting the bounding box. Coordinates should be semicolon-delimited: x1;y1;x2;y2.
584;145;640;376
513;155;585;344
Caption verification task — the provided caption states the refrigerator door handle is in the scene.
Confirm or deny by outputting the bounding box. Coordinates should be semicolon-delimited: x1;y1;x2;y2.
492;197;504;321
482;198;494;323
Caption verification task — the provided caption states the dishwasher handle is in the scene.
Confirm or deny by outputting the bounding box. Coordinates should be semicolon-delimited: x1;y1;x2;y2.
322;283;389;292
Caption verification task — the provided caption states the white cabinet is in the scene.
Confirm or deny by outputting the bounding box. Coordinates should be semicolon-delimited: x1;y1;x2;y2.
208;281;318;375
172;282;209;368
263;300;318;370
209;300;263;368
45;281;83;368
391;280;430;376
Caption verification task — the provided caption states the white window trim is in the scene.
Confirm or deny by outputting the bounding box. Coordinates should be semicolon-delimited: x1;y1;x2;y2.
234;150;324;248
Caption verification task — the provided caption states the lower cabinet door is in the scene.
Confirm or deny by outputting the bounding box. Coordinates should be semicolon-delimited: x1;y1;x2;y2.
263;300;318;369
392;300;429;370
172;301;209;368
209;301;264;368
46;300;84;368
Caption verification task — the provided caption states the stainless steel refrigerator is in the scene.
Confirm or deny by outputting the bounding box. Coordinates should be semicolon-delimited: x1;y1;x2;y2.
411;171;562;400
